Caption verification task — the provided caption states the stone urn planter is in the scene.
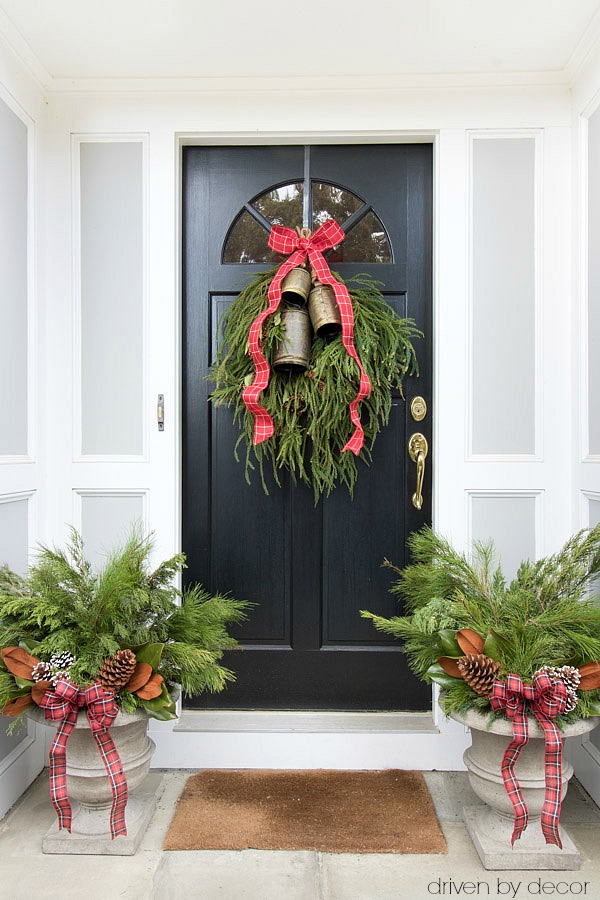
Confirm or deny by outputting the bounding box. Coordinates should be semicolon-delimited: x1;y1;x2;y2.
28;706;157;856
451;707;600;870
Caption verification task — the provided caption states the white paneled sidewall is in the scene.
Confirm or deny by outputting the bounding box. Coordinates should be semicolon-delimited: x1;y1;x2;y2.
567;82;600;804
0;62;45;819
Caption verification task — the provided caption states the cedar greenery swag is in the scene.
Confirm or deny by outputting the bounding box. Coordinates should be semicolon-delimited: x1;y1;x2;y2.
209;267;421;501
0;528;250;729
361;525;600;727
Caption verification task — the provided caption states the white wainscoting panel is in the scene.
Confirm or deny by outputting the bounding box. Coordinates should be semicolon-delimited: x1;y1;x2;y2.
77;139;145;458
0;494;29;574
469;491;538;580
470;134;537;457
588;107;600;456
0;494;30;762
78;490;146;568
0;96;28;457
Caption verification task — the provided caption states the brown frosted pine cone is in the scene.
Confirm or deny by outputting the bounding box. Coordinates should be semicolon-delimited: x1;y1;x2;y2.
97;649;137;692
457;653;502;697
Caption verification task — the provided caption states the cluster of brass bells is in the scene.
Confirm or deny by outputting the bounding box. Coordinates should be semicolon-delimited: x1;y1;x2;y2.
272;267;342;374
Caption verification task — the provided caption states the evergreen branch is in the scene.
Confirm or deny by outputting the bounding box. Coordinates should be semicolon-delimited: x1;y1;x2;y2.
209;269;421;501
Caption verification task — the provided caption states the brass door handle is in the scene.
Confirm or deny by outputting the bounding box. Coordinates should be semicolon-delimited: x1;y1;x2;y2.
408;433;428;510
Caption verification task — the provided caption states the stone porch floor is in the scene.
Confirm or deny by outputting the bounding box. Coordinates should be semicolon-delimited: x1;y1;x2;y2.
0;771;598;899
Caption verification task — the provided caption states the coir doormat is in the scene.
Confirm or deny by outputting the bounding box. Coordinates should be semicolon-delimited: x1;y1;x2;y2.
163;769;447;854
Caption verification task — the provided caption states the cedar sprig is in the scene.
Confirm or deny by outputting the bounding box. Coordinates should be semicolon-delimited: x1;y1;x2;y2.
361;524;600;723
0;528;251;712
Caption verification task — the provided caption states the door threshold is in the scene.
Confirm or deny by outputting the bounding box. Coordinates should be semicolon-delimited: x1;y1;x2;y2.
174;710;438;734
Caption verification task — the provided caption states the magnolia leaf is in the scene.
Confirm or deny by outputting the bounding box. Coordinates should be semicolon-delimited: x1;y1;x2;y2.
19;637;43;654
32;681;53;705
587;698;600;716
578;661;600;691
438;630;462;656
124;662;153;693
2;694;33;716
483;630;503;661
425;662;463;689
1;646;38;679
437;656;464;679
14;676;35;689
136;673;164;700
132;643;164;671
138;682;177;721
456;629;485;656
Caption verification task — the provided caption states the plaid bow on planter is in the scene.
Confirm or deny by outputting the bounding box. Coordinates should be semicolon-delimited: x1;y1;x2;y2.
242;219;372;454
490;672;568;848
39;679;128;839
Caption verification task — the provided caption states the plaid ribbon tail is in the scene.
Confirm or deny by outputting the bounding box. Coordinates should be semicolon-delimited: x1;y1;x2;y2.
306;255;371;455
500;709;531;846
241;248;306;445
47;718;77;832
331;278;371;455
533;713;564;848
91;726;128;838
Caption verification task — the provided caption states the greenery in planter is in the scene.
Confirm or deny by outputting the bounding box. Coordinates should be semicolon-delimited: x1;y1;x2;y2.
361;525;600;726
0;528;250;728
209;268;421;501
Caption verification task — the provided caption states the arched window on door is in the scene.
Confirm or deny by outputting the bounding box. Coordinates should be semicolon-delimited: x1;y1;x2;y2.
222;180;392;265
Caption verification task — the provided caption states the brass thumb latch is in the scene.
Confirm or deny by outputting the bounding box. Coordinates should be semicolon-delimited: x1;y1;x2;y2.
408;433;428;510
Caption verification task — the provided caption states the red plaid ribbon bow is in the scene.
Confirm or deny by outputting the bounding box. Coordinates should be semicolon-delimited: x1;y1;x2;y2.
490;672;568;847
39;679;128;839
241;219;372;454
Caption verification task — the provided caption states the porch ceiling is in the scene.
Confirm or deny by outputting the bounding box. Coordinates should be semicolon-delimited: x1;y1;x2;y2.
1;0;600;91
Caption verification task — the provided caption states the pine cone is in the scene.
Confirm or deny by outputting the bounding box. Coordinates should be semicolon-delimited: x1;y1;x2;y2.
536;665;581;713
457;654;501;697
31;661;53;682
49;651;75;671
97;649;137;692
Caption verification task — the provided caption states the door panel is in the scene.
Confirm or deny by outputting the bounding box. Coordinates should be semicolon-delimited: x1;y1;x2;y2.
183;144;432;710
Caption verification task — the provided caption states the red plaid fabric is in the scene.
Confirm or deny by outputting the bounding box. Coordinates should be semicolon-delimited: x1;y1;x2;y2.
241;220;372;454
490;673;568;847
39;679;128;839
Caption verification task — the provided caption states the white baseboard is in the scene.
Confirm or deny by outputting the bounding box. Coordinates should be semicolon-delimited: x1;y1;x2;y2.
148;709;471;771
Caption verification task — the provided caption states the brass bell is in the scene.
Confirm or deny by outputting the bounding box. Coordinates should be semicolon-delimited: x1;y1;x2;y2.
281;267;312;307
308;283;342;339
272;307;313;373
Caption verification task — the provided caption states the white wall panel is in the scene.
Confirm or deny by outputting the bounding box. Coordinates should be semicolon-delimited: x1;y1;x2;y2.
0;96;28;456
586;498;600;751
588;108;600;455
0;496;29;761
470;492;537;581
79;140;144;457
0;495;29;574
79;491;145;568
470;136;536;456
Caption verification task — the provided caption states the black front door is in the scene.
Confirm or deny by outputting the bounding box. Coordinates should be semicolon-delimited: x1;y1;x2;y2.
182;144;432;710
